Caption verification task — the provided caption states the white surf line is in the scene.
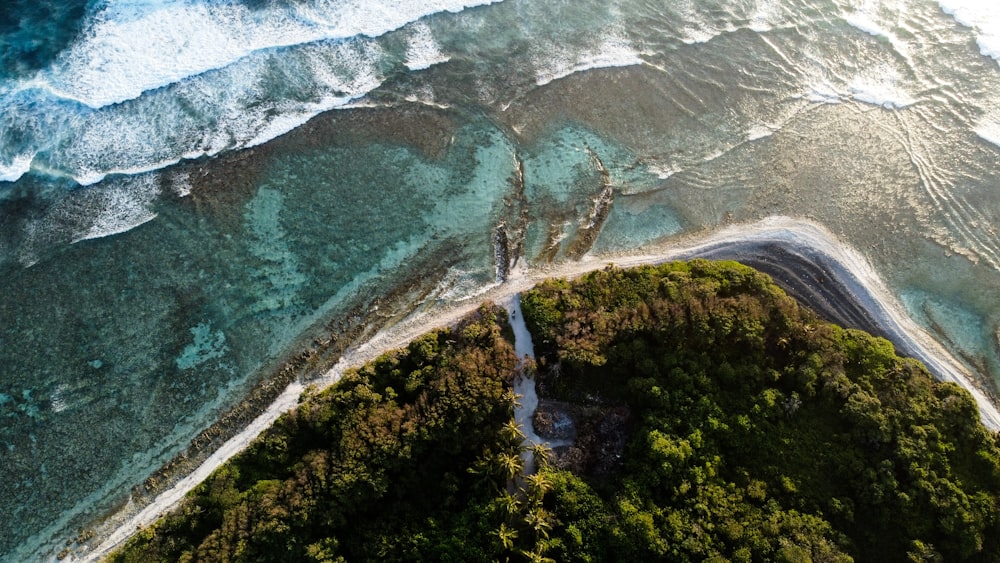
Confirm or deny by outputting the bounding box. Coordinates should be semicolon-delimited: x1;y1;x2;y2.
86;215;1000;560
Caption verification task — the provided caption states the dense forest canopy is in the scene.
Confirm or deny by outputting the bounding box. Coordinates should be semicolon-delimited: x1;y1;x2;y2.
111;260;1000;562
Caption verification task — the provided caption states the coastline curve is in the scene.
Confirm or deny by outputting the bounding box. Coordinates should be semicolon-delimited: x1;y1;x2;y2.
82;215;1000;562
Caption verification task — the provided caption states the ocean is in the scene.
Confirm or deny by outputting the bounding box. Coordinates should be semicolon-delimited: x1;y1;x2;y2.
1;0;1000;559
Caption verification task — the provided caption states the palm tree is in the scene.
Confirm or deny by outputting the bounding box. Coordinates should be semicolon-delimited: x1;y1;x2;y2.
523;506;553;539
500;419;525;445
497;451;524;481
529;442;552;469
523;470;553;500
493;522;519;550
519;544;556;563
502;388;521;410
496;491;521;518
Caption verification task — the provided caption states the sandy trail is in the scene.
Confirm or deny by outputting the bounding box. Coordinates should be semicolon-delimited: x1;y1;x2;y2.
505;293;544;476
501;292;572;476
85;215;1000;561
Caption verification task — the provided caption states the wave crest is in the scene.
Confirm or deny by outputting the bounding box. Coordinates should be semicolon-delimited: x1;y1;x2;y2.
31;0;501;108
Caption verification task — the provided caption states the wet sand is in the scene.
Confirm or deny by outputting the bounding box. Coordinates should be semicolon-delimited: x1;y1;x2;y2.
85;215;1000;561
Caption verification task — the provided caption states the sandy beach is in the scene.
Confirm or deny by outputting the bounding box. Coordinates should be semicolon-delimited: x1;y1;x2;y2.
84;215;1000;561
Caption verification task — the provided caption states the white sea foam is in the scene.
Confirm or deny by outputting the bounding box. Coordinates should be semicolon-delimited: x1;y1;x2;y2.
534;31;644;87
32;0;502;109
940;0;1000;65
71;159;181;188
673;2;728;45
646;163;680;180
405;22;450;71
805;82;842;104
0;0;501;185
747;123;775;141
848;68;916;109
844;11;887;39
430;267;501;303
681;26;721;45
71;175;161;242
167;172;193;198
803;68;915;110
0;153;33;183
844;10;910;58
674;1;775;46
749;1;781;33
244;43;386;149
10;37;388;188
243;102;340;151
9;175;161;267
974;108;1000;149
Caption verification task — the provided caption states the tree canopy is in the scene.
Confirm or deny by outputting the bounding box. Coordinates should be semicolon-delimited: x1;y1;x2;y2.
521;260;1000;562
111;261;1000;562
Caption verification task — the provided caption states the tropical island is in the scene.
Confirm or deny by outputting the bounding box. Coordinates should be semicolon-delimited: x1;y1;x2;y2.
104;260;1000;562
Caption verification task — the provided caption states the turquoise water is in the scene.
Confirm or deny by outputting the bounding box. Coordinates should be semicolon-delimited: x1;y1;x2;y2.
3;0;1000;559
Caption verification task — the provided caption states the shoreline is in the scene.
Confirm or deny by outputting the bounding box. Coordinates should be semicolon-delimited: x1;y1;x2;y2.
83;215;1000;561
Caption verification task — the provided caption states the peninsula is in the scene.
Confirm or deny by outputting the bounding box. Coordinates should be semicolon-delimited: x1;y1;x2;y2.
76;218;1000;562
102;255;1000;561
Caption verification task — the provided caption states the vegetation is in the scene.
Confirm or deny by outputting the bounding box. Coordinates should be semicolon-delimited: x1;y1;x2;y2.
111;304;525;562
522;260;1000;562
111;261;1000;562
